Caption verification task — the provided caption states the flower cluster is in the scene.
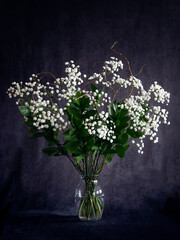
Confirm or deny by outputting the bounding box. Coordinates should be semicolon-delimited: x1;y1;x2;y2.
88;57;124;88
119;77;170;153
62;60;84;99
104;57;124;72
7;56;170;154
149;81;170;105
84;111;116;143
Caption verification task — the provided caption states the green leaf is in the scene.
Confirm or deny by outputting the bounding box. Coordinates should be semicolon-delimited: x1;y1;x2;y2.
108;105;115;119
105;154;113;164
124;144;130;151
127;129;144;138
72;115;83;129
73;92;90;112
42;147;61;156
63;129;76;141
48;139;58;146
84;137;94;152
42;132;59;145
18;106;31;117
117;111;130;124
102;149;117;154
29;132;46;139
63;140;82;154
28;127;38;134
84;110;97;119
113;100;118;112
80;97;90;111
116;144;125;158
115;119;120;126
70;101;79;109
91;145;99;151
23;118;33;127
114;121;129;135
96;96;101;104
122;116;131;123
119;133;129;145
69;129;76;136
117;109;128;119
90;84;98;92
77;155;84;164
78;128;89;137
68;106;81;118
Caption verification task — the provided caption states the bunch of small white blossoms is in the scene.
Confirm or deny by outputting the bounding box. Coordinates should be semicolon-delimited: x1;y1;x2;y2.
7;60;92;132
119;77;170;154
7;56;170;155
84;111;116;143
8;76;67;132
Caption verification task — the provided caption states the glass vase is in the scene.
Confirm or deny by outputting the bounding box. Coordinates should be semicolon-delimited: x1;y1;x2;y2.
75;175;104;221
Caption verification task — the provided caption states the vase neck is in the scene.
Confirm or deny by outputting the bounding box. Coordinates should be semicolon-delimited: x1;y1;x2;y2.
81;175;98;183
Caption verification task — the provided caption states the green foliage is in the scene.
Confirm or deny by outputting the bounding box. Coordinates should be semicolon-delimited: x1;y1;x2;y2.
84;110;96;118
23;117;34;127
127;129;144;138
77;155;84;164
108;105;116;119
84;138;94;152
18;106;31;117
102;149;116;154
109;103;130;139
28;127;38;134
63;129;76;141
115;119;120;126
123;144;130;151
29;132;46;139
90;84;98;92
63;94;100;156
67;106;81;118
117;109;128;119
119;133;129;145
42;147;61;156
115;144;125;158
63;127;93;155
91;145;99;151
64;93;91;130
106;101;133;159
74;92;90;112
25;117;60;150
19;96;141;164
63;140;82;155
105;154;113;164
112;100;119;112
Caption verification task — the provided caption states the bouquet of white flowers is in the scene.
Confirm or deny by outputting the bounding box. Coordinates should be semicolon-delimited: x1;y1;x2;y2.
7;43;170;220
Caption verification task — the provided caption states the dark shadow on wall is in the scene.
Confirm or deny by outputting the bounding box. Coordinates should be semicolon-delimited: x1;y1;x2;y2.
143;189;180;223
160;192;180;222
0;148;25;235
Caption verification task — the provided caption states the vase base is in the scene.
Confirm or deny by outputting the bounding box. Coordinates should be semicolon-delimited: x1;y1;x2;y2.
79;216;102;221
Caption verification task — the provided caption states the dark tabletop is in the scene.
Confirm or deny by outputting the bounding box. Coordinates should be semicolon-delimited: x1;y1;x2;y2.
1;208;180;240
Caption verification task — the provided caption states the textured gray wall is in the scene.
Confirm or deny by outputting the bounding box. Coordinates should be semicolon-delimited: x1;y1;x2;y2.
0;0;180;214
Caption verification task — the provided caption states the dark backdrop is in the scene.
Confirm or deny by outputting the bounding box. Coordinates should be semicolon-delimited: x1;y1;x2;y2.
0;0;180;230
